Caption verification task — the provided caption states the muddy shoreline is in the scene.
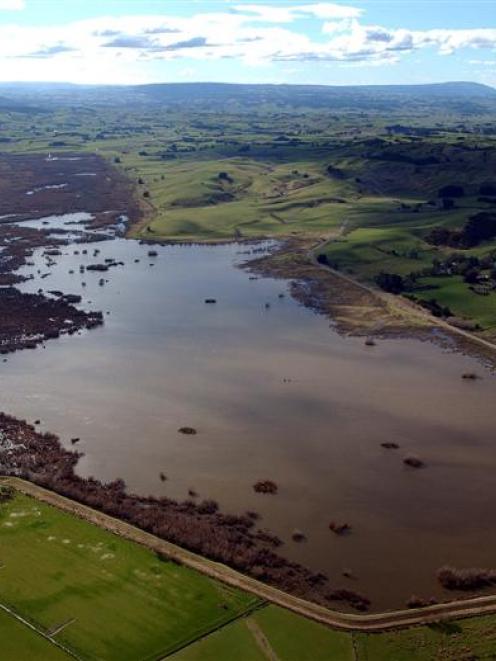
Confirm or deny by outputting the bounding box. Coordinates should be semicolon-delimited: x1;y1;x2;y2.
244;239;496;370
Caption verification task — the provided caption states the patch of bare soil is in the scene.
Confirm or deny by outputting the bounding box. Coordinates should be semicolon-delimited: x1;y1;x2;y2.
244;240;433;339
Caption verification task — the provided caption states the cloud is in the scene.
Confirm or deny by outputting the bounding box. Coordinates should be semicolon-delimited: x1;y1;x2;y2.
231;4;295;23
470;59;496;66
0;0;24;9
24;43;76;58
232;3;362;22
164;36;209;51
103;35;159;49
144;26;180;35
297;3;363;19
92;29;120;37
0;3;495;78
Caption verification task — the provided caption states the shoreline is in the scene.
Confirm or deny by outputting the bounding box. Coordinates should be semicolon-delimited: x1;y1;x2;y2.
242;237;496;370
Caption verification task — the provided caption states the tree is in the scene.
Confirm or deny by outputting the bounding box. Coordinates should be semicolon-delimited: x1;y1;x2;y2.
438;185;464;198
375;272;405;294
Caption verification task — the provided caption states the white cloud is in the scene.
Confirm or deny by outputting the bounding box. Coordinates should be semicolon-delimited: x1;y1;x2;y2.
298;3;363;19
0;3;494;82
470;59;496;66
0;0;24;9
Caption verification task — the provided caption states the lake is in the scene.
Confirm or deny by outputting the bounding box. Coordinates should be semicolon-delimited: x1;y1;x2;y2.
2;227;496;610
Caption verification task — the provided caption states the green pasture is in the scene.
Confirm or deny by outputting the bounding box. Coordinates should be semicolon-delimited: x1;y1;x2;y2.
0;491;259;661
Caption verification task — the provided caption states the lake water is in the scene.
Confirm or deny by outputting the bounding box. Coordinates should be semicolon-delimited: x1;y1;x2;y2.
2;233;496;610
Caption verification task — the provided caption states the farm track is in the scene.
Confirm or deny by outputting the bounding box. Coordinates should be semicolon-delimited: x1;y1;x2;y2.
5;477;496;634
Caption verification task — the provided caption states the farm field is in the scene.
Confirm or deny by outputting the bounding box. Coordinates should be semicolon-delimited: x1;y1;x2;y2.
355;615;496;660
173;606;496;661
0;490;260;660
0;607;70;660
173;605;354;660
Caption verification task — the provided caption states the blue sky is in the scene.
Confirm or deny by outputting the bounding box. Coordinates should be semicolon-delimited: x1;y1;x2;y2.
0;1;494;86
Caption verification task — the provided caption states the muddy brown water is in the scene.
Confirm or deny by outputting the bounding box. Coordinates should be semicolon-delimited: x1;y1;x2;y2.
2;226;496;611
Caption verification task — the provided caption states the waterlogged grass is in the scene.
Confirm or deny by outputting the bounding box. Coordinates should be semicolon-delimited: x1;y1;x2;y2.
0;492;259;661
0;608;70;660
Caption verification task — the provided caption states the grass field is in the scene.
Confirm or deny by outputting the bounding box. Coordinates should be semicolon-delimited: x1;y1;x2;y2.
173;606;354;661
172;605;496;660
413;275;496;332
0;607;70;660
0;491;259;660
355;616;496;660
123;155;353;241
174;607;496;660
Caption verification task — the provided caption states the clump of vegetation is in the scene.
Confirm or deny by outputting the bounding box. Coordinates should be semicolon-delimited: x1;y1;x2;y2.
437;566;496;591
326;588;370;612
0;485;14;503
326;164;345;179
406;595;438;608
427;211;496;248
375;272;405;294
292;530;307;543
462;372;480;380
329;521;351;535
253;480;278;494
178;426;197;435
403;456;425;468
255;530;282;547
438;184;465;198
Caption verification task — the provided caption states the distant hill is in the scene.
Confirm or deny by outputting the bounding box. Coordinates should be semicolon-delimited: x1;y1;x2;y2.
135;80;496;99
0;80;494;113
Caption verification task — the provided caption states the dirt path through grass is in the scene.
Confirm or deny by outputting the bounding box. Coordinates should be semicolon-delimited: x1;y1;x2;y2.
246;618;280;661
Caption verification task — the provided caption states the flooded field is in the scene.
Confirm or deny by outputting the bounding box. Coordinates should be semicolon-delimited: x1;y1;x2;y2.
2;225;496;610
